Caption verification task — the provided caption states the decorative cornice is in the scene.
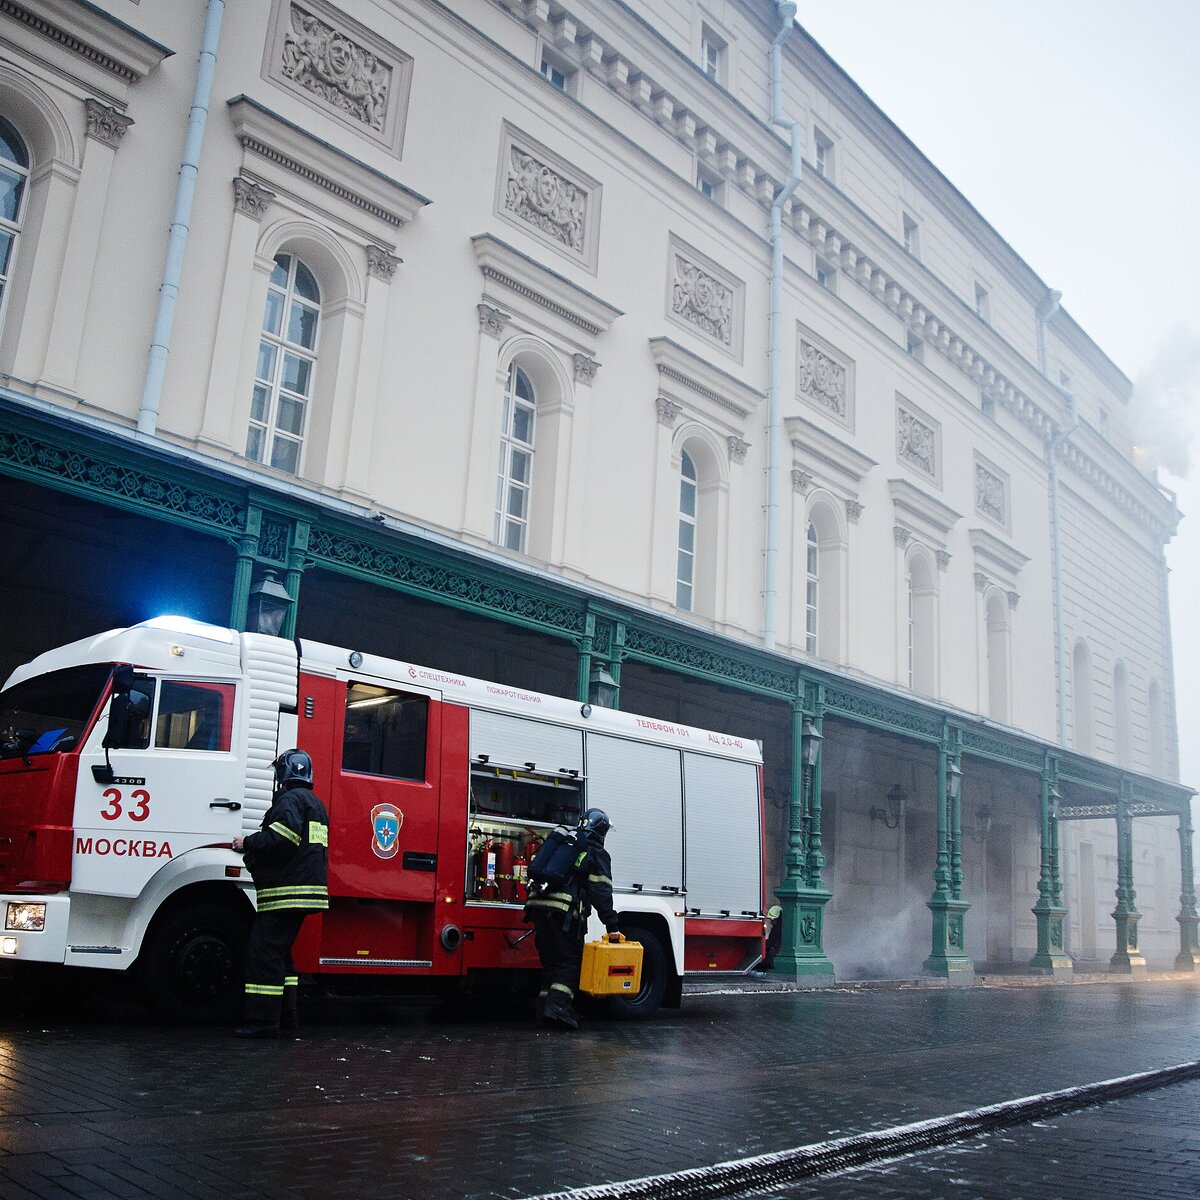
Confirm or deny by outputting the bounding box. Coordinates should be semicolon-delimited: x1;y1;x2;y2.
227;96;430;234
471;233;622;337
0;0;173;84
647;337;762;420
786;414;876;489
84;99;132;147
232;176;275;221
1059;439;1178;543
969;528;1030;579
366;245;401;282
888;478;961;541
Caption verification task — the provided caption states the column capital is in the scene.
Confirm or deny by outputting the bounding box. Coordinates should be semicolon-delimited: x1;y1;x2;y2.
84;99;133;148
232;176;275;221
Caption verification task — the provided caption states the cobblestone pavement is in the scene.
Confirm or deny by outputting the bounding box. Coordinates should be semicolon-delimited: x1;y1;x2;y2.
0;973;1198;1199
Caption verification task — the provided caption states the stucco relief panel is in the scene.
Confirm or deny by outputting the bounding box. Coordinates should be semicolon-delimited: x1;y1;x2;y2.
974;454;1010;530
495;124;601;272
896;396;941;485
796;325;854;430
666;236;745;361
264;0;414;156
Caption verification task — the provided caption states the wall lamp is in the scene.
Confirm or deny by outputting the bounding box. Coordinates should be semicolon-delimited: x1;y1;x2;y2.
946;758;962;803
871;784;907;830
968;803;993;844
588;662;618;709
1048;781;1061;821
248;570;293;637
801;716;823;768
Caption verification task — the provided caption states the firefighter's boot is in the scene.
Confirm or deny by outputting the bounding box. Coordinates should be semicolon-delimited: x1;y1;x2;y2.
232;1022;281;1039
542;985;578;1029
281;976;300;1030
534;990;548;1022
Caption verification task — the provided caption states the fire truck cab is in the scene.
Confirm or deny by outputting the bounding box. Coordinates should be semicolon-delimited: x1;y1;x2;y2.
0;618;766;1022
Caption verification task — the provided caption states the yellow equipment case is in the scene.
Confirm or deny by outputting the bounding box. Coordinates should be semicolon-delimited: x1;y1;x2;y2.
578;936;643;996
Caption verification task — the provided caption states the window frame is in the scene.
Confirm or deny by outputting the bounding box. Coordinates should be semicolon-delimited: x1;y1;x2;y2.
700;24;727;84
813;128;834;180
494;361;537;553
342;681;430;782
676;449;698;611
0;115;31;339
804;520;819;655
246;251;322;476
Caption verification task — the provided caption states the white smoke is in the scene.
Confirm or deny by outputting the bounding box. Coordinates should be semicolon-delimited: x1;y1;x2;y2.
1132;327;1200;479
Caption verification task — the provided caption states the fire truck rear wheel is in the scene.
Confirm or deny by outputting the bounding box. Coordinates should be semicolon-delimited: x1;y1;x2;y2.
607;926;668;1020
138;902;248;1025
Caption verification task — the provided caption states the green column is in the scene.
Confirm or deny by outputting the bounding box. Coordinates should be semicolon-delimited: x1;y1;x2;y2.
773;691;833;983
1176;802;1200;971
924;729;973;983
281;519;309;641
1110;777;1147;975
229;506;263;632
575;612;596;705
1030;757;1072;974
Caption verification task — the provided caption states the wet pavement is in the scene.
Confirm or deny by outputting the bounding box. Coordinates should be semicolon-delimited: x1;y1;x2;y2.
0;972;1198;1199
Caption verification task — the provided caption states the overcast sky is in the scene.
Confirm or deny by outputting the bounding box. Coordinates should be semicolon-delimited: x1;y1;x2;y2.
795;0;1200;790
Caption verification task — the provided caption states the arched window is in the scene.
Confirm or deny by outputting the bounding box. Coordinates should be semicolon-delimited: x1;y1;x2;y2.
906;549;937;696
0;115;30;329
1072;640;1093;753
985;590;1010;722
676;450;697;610
804;521;819;654
1113;660;1131;768
802;498;846;661
495;362;536;552
246;252;321;475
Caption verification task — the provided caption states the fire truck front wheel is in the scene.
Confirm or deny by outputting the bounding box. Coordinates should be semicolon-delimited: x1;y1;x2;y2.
138;902;249;1025
607;925;669;1020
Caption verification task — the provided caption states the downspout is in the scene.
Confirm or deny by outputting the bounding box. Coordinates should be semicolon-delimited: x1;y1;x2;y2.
137;0;225;436
763;1;803;650
1039;289;1079;745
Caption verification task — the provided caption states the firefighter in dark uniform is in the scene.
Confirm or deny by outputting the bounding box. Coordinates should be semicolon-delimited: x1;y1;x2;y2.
524;808;621;1029
231;748;329;1039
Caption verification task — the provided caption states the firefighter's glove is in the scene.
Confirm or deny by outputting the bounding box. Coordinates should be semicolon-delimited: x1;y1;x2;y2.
605;930;624;943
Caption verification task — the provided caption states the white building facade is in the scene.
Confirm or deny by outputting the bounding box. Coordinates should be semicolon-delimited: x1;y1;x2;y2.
0;0;1191;979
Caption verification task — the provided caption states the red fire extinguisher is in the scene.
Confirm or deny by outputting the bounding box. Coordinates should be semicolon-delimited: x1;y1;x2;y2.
475;837;498;900
513;846;530;903
494;837;515;903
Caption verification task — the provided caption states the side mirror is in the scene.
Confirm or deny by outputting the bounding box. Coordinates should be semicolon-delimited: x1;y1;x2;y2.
104;692;131;749
102;670;152;750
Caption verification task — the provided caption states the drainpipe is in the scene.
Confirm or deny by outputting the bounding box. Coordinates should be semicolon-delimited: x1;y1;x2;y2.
1039;289;1079;745
138;0;225;436
763;0;803;651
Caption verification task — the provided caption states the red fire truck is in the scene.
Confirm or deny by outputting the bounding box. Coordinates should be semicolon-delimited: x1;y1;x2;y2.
0;617;767;1021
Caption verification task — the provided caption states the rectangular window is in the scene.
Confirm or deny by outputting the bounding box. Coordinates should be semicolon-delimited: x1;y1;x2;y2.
343;683;428;781
539;51;572;92
906;331;924;362
902;214;920;257
155;681;235;751
815;257;837;294
701;25;725;83
813;129;833;180
696;165;723;204
974;282;990;321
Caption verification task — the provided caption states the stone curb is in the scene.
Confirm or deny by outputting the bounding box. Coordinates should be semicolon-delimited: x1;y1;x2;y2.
522;1059;1200;1200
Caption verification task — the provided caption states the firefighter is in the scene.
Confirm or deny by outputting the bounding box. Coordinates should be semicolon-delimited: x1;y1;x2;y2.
524;807;621;1029
231;748;329;1039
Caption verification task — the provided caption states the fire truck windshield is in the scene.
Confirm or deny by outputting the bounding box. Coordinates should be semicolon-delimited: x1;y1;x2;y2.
0;664;113;760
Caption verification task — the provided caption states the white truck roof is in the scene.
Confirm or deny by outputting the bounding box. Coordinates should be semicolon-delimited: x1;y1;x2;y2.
300;637;763;765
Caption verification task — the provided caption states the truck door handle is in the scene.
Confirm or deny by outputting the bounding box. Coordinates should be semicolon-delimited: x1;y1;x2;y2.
210;800;242;811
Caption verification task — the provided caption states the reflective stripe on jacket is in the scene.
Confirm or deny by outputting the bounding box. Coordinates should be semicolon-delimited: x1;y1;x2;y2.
243;785;330;912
